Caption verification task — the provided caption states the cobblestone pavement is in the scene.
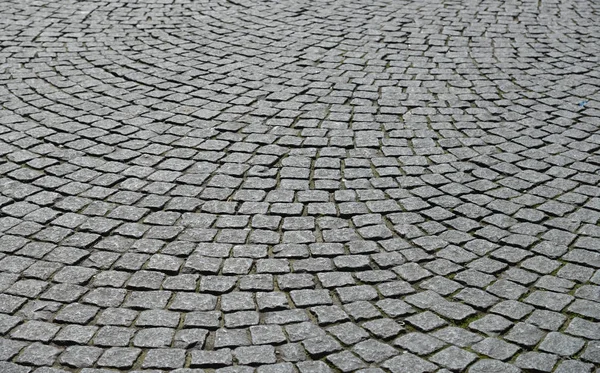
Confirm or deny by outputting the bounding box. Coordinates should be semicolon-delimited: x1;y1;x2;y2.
1;0;600;372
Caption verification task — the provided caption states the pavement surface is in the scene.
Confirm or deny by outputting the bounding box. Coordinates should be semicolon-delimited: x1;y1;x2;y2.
1;0;600;372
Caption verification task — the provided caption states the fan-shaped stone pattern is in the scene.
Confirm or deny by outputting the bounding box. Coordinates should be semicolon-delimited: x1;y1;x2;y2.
0;0;599;371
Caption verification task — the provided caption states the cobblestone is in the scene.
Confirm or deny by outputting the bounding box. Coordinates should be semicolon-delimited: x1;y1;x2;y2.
0;0;598;371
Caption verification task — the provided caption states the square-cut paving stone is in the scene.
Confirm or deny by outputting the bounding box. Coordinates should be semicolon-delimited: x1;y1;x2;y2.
428;346;477;371
405;311;448;331
352;339;398;363
249;325;286;345
394;333;445;355
431;327;483;347
504;322;545;347
2;3;600;373
538;332;585;356
382;353;438;373
302;335;342;357
133;328;174;348
290;290;332;307
15;342;62;366
142;348;186;369
565;317;600;339
96;347;141;369
515;352;558;372
326;322;369;345
554;360;594;373
471;337;520;360
54;325;98;345
59;346;103;368
581;340;600;364
362;318;404;339
190;349;232;367
469;314;513;335
327;351;367;371
468;360;521;373
234;345;277;365
11;321;60;342
296;361;334;373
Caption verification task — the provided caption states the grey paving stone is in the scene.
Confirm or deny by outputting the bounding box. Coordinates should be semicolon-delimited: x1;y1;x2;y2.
419;276;462;296
93;326;134;347
133;328;174;348
263;309;308;325
382;353;438;373
302;335;342;357
54;303;99;324
489;300;534;321
326;351;366;372
174;328;208;349
311;305;349;325
565;317;600;339
568;299;600;320
290;289;332;307
170;293;217;312
214;328;251;348
82;287;127;308
15;342;62;366
431;327;483;347
355;369;386;373
256;291;289;311
429;299;476;321
142;348;186;369
96;347;141;369
33;368;72;373
53;325;98;344
296;361;334;373
11;321;60;342
340;302;379;322
526;309;567;330
581;340;600;364
504;321;546;347
429;346;477;371
538;332;585;356
96;308;138;326
0;362;32;373
376;299;416;317
524;291;574;311
224;310;259;328
221;292;255;312
514;352;558;372
250;325;286;345
352;339;398;363
2;2;600;373
234;345;277;365
454;288;500;309
467;360;521;373
554;360;594;373
469;314;513;335
59;346;103;368
190;349;232;368
0;337;27;360
277;342;307;362
362;318;404;339
394;332;445;355
123;290;172;309
405;311;448;331
471;337;520;360
0;314;21;335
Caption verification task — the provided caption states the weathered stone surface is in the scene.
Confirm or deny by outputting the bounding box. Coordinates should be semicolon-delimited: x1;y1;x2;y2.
1;1;599;371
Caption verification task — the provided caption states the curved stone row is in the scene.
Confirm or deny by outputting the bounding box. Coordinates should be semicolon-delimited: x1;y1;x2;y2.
0;0;599;372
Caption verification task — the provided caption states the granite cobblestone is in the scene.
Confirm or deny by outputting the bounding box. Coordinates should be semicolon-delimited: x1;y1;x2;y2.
1;0;600;371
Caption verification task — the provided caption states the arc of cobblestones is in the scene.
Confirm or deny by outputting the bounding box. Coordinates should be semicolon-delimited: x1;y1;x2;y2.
1;0;600;372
